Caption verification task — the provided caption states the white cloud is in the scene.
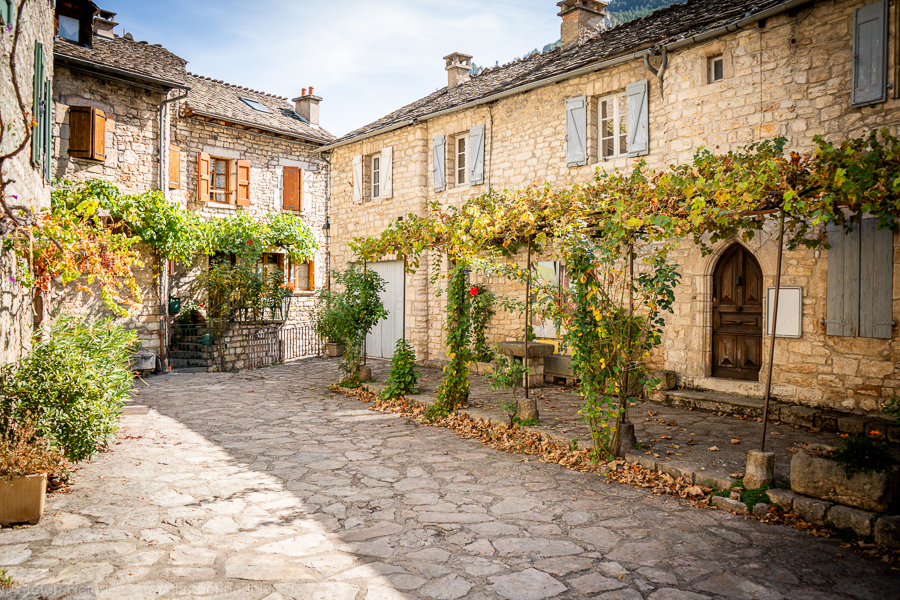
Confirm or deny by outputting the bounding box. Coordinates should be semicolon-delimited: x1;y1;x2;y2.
101;0;561;135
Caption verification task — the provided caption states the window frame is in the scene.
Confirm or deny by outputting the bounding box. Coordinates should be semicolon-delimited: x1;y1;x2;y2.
57;14;80;42
371;152;382;200
209;156;231;204
598;92;628;161
288;259;314;292
455;134;468;186
708;55;725;83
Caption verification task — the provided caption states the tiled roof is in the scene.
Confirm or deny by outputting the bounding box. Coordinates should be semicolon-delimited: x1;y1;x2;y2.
54;35;187;87
330;0;792;146
182;74;335;144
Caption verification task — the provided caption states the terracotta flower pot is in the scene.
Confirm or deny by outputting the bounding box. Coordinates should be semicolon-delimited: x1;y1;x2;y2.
0;473;47;526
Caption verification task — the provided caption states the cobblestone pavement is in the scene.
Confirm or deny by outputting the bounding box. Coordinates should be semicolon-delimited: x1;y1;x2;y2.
1;358;898;600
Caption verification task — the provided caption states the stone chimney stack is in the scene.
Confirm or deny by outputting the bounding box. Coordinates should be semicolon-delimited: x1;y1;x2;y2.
557;0;609;50
293;87;322;126
92;9;118;40
444;52;473;88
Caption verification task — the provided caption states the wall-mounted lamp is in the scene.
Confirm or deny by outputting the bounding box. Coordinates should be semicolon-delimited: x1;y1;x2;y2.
323;215;331;240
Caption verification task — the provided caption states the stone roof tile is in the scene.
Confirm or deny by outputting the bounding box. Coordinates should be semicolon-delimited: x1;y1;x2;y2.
331;0;791;146
54;35;187;86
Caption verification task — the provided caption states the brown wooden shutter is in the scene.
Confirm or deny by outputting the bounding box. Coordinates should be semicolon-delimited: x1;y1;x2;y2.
168;146;181;189
308;260;315;290
282;166;300;210
299;167;305;212
236;159;251;205
92;109;106;160
68;106;93;158
197;152;211;202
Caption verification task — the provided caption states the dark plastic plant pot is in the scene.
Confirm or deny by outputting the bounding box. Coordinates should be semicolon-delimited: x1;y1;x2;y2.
168;297;181;315
200;332;213;346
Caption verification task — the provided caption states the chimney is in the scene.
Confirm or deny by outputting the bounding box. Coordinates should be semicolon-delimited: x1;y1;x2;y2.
92;10;118;40
444;52;473;88
293;88;322;126
557;0;609;50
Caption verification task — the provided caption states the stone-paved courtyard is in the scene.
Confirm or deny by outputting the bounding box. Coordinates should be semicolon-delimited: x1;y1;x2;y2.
1;359;898;599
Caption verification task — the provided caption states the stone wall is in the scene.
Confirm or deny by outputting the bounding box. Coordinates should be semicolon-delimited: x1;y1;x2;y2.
330;0;900;413
0;0;56;364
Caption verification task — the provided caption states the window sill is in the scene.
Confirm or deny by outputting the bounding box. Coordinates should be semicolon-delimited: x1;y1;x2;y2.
207;201;236;210
292;290;316;296
595;155;629;170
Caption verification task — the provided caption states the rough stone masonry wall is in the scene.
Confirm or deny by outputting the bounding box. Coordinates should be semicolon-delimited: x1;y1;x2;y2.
0;0;55;364
169;113;330;326
331;0;899;413
49;67;171;354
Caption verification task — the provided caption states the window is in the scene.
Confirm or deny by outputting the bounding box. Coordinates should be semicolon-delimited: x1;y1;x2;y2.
371;153;381;200
851;0;889;106
288;259;315;292
58;15;80;42
599;93;627;160
168;146;181;189
68;106;107;162
708;56;724;83
239;97;273;114
282;166;303;211
210;157;230;202
455;134;468;185
260;254;283;281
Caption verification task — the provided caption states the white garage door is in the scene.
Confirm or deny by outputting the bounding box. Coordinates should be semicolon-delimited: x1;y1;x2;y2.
365;260;405;359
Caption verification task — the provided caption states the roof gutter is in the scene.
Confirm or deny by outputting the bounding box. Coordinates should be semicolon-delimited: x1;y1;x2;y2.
54;53;187;90
187;108;334;146
320;0;811;153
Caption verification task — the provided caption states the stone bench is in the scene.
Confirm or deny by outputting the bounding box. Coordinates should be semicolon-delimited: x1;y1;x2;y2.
495;341;554;388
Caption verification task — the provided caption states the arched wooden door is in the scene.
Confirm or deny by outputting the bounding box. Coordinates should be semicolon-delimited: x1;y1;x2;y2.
712;245;763;380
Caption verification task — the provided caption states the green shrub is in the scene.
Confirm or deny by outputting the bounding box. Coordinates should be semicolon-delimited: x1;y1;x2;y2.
381;339;419;401
831;434;894;478
486;349;530;427
0;314;137;462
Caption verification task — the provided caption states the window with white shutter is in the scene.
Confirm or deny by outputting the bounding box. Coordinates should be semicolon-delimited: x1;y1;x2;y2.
626;79;649;157
469;124;485;185
433;136;446;192
565;96;587;167
352;155;363;203
851;0;889;107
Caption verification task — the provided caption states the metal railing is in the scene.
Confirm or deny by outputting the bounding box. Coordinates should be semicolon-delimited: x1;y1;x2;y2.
278;322;324;363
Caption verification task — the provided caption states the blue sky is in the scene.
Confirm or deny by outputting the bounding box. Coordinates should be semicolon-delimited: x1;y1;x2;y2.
100;0;563;137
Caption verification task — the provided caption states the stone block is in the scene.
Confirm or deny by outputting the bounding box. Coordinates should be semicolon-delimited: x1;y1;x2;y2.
129;352;157;372
712;495;749;515
649;370;676;391
744;450;775;489
873;516;900;549
791;450;899;512
752;502;771;517
793;496;832;525
765;488;798;511
826;505;874;537
781;405;817;427
837;415;868;434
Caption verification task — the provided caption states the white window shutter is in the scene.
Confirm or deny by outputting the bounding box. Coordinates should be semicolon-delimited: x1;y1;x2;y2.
565;97;587;167
626;79;649;157
382;146;393;198
433;136;446;192
469;125;485;185
352;155;363;203
851;0;888;107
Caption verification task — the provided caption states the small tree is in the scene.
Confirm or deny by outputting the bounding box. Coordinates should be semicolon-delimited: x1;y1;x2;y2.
429;263;472;418
486;350;530;427
380;339;419;401
469;285;496;362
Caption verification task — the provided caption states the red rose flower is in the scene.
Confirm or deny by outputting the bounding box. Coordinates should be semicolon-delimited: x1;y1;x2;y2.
469;287;478;296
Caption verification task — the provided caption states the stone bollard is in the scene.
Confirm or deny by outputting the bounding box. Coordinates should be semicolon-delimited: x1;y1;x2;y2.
744;450;775;489
357;365;372;382
518;398;539;422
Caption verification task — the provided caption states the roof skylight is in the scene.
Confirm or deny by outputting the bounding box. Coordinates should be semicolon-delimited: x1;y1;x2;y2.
239;97;273;114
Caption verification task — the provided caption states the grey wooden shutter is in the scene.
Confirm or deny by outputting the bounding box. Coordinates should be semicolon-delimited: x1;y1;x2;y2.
31;42;44;167
469;124;485;185
851;0;889;107
433;135;446;192
859;219;893;339
626;79;649;157
2;0;13;26
565;97;587;167
382;146;393;199
352;155;363;203
826;224;861;337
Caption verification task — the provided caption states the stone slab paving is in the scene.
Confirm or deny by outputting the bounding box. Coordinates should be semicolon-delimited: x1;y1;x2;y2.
1;358;898;600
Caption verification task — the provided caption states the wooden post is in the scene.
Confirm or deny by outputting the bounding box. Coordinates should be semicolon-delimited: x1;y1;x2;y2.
760;210;786;452
524;236;531;399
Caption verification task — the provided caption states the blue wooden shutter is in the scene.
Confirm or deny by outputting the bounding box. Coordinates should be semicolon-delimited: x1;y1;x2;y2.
31;42;44;167
851;0;888;107
433;135;446;192
469;125;485;185
565;97;586;167
626;79;649;157
43;77;52;181
859;219;894;339
826;224;860;337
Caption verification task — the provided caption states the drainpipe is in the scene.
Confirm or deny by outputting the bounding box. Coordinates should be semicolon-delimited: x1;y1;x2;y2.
156;86;190;372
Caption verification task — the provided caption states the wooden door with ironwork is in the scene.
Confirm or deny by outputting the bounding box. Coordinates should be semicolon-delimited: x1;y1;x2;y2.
712;245;763;380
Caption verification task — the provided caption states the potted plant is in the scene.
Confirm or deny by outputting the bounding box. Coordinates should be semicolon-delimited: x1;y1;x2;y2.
0;420;68;526
313;293;345;357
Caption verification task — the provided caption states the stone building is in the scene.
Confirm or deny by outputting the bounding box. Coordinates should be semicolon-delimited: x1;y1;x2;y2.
323;0;900;417
0;0;56;363
49;0;333;368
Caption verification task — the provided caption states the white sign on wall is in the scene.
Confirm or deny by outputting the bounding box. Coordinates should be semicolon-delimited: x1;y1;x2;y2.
766;286;803;338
